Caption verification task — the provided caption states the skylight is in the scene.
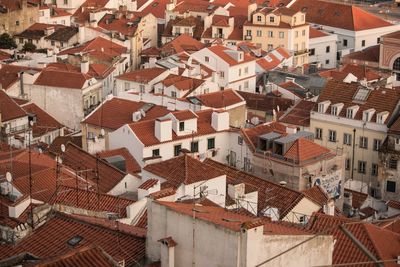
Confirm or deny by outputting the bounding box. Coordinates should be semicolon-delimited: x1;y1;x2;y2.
67;235;83;247
353;88;370;102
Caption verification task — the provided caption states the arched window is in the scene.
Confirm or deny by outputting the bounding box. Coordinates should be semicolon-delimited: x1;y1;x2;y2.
394;57;400;71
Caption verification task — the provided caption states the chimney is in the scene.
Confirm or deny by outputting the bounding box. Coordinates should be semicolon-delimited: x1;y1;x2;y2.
285;125;297;135
247;2;257;21
211;110;229;131
45;26;55;36
81;61;89;74
159;237;176;267
78;26;85;44
155;118;172;142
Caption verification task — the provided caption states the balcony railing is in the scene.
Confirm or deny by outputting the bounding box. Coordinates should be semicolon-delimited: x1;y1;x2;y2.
244;35;252;40
214;33;224;38
293;49;309;56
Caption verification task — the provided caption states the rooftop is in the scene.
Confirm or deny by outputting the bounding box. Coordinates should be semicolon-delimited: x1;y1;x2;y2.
116;67;167;83
0;89;27;122
279;100;315;127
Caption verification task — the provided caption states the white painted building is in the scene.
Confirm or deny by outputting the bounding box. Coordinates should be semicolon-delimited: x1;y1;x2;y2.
309;28;338;69
189;45;257;92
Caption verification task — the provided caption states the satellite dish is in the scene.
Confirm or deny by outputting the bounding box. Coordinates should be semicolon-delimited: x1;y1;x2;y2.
38;148;43;154
29;120;34;127
6;172;12;183
100;128;105;137
60;144;66;153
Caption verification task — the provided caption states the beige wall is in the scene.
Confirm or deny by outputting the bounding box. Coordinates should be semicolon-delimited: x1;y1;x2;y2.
0;1;39;35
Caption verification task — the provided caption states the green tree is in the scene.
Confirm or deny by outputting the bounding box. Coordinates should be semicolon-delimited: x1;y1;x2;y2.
0;33;17;49
22;42;36;52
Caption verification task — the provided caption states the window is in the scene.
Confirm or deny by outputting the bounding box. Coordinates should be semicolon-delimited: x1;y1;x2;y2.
124;82;130;91
387;181;396;193
267;44;273;51
279;32;284;38
207;138;215;149
343;133;352;145
246;30;252;36
220;71;224;78
205;56;209;62
184;28;189;34
171;91;177;98
361;40;365;47
257;15;262;22
302;29;306;36
139;84;145;93
325;59;330;65
19;38;23;44
315;128;323;140
191;141;199;152
244;81;249;89
63;0;68;4
328;130;336;142
238;68;242;76
389;158;397;170
359;136;368;149
238;136;243;145
331;106;338;116
345;158;351;170
373;139;381;151
377;37;380;43
295;31;298;38
152;149;160;157
16;20;19;26
326;46;330;53
358;161;366;174
256;30;262;37
268;31;273;37
371;163;378;176
244;67;248;74
343;39;348;47
269;16;274;22
174;144;181;156
309;48;315;56
346;108;354;119
179;121;185;131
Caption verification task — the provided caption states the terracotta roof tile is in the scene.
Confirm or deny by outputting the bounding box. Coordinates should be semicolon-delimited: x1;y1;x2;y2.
240;121;287;151
186;89;244;109
138;0;169;19
144;155;225;187
387;200;400;210
34;69;91;89
302;186;329;206
117;67;167;83
48;136;82;155
161;34;205;55
309;27;329;38
138;179;159;190
344;188;368;209
0;64;41;90
315;80;400;124
279;100;315;127
0;213;146;265
238;91;293;113
0;50;11;61
203;159;305;218
256;54;281;71
284;137;331;162
98;13;142;37
149;187;176;199
207;45;255;66
51;185;134;217
21;103;63;138
343;45;380;64
62;143;126;193
134;210;147;228
0;89;27;121
99;148;141;174
290;0;393;31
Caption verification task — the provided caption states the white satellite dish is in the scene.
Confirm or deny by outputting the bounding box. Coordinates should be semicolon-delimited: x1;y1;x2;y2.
38;148;43;154
29;120;34;127
100;128;105;137
6;172;12;183
61;144;66;153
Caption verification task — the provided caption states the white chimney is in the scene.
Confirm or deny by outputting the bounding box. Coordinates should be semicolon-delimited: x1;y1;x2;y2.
81;61;89;74
45;26;55;36
211;110;229;131
285;125;297;135
155;118;172;142
132;111;141;122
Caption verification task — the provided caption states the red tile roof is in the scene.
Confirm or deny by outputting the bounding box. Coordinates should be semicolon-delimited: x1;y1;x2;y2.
207;45;255;66
238;91;293;113
0;213;146;265
340;64;381;81
149;187;176;200
0;64;41;90
72;0;110;24
315;80;400;124
58;37;127;62
171;109;197;121
98;12;142;37
99;148;141;174
290;0;393;31
306;212;400;266
83;97;169;130
35;245;119;267
62;143;126;193
302;186;329;206
186;89;244;109
128;109;221;147
51;185;134;217
161;74;205;94
279;100;315;127
343;45;380;64
240;121;287;151
144;154;225;188
0;89;27;121
48;136;82;155
309;27;329;38
138;179;159;190
161;34;205;55
0;50;11;61
138;0;169;19
34;69;91;89
117;67;167;83
345;188;368;209
203;159;306;218
21;103;63;138
387;200;400;210
284;137;331;162
256;54;281;71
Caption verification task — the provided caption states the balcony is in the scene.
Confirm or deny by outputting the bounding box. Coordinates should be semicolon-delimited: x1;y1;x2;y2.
214;33;224;38
244;35;252;40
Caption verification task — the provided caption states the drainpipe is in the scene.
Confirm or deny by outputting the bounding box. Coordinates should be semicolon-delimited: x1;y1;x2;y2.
350;128;356;188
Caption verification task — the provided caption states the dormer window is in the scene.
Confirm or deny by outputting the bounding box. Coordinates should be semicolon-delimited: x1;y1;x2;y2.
376;111;389;124
257;15;262;22
179;121;185;131
270;16;274;22
362;108;375;122
331;103;343;116
346;105;359;119
317;100;330;113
